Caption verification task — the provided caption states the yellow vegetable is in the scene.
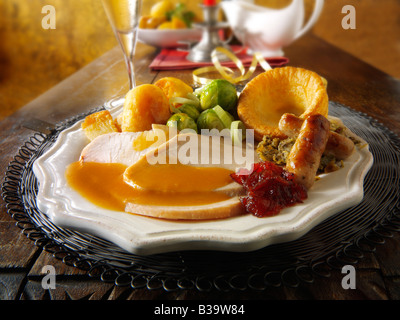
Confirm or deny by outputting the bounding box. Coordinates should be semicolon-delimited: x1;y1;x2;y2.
157;21;174;29
171;16;186;29
150;0;174;18
139;15;166;29
156;15;191;30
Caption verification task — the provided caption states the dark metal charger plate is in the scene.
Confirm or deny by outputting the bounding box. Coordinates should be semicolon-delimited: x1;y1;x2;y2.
2;102;400;292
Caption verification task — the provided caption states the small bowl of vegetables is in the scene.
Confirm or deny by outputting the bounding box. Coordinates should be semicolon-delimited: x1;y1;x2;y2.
138;1;202;48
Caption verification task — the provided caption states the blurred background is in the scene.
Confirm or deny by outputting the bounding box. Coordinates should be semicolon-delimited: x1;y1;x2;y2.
0;0;399;121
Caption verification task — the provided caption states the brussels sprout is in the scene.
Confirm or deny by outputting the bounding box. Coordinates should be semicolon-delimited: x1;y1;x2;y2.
193;87;203;100
197;109;225;131
231;120;246;145
199;79;238;112
174;103;200;120
166;113;198;132
212;105;234;129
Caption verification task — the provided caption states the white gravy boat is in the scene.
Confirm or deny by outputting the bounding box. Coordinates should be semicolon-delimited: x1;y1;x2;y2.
221;0;324;56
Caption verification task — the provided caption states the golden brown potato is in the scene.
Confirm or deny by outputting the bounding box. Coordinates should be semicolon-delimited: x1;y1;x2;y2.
237;67;329;140
154;77;193;100
81;110;120;141
121;84;171;132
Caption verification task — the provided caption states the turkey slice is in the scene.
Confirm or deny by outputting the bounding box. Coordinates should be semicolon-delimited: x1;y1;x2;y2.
79;125;175;166
123;132;258;220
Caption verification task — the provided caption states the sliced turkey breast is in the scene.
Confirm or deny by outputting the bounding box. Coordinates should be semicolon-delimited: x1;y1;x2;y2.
123;132;259;220
80;125;175;166
125;197;244;220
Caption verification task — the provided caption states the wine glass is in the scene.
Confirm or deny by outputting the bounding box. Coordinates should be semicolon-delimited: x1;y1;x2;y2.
101;0;141;91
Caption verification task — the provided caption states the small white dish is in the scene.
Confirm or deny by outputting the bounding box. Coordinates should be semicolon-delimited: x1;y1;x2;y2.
137;28;202;48
32;103;373;255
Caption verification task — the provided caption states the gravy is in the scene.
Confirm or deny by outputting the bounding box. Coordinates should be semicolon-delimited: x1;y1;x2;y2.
65;161;234;212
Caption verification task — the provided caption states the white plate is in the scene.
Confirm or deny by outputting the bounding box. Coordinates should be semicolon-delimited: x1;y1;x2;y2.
137;28;202;48
32;104;373;255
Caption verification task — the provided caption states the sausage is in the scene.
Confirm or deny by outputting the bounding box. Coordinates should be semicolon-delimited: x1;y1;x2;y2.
278;113;304;137
286;114;330;189
324;131;355;160
279;113;355;160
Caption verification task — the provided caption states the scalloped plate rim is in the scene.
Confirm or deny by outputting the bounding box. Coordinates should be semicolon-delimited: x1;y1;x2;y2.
32;106;374;255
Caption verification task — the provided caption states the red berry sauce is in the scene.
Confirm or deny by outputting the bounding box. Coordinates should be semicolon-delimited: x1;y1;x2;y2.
231;161;308;217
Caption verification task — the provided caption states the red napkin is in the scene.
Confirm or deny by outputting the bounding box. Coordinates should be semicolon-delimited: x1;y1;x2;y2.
149;46;289;71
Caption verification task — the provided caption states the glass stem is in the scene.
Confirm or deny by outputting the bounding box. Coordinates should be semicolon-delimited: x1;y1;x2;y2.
125;54;136;90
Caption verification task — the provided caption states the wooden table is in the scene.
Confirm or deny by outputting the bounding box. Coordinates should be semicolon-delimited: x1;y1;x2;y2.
1;34;400;302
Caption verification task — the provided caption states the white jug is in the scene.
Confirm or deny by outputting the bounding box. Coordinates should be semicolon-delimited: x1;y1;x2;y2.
221;0;324;56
